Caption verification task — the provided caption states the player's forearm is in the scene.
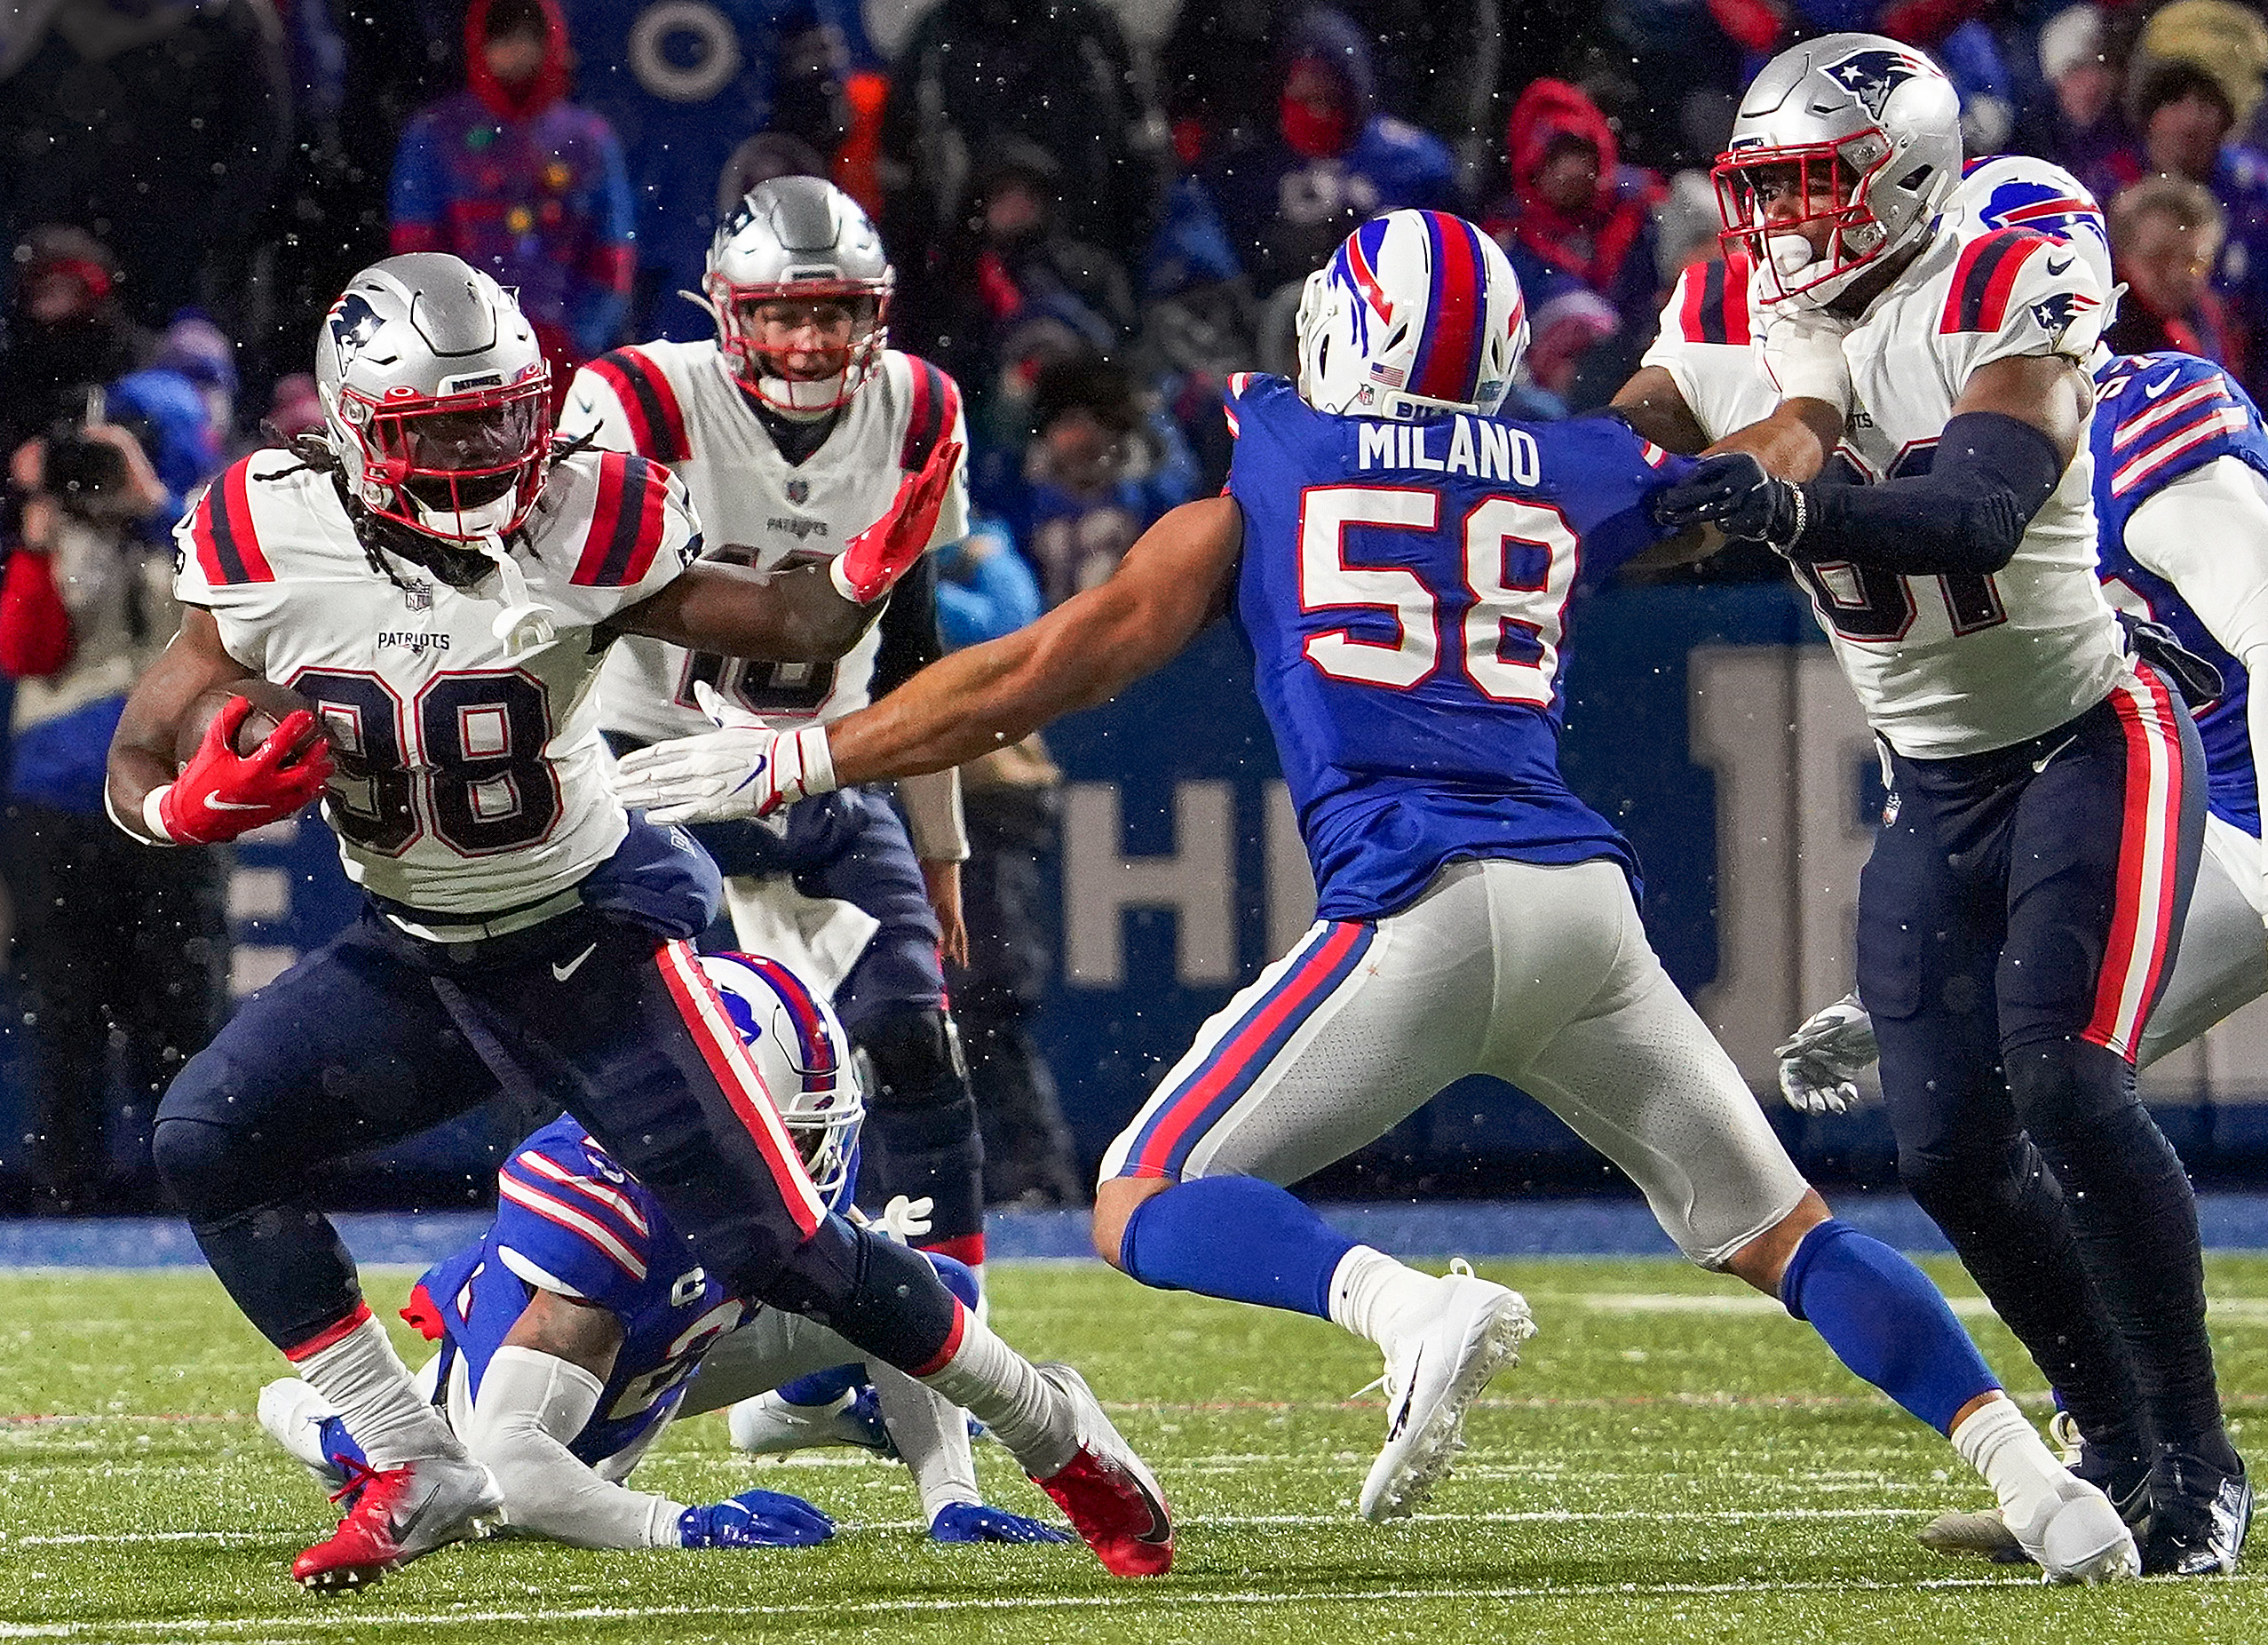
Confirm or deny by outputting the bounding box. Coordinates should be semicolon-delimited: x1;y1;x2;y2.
829;612;1130;786
1795;411;2064;576
461;1347;684;1550
1706;399;1842;482
630;561;876;663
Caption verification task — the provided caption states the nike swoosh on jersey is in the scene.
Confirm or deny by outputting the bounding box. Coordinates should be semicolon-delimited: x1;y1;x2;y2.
2045;254;2074;276
551;942;599;981
2145;373;2180;399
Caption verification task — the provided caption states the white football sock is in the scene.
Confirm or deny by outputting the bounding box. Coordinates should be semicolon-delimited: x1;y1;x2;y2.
1952;1395;2068;1528
289;1313;464;1471
1328;1245;1445;1349
916;1311;1076;1477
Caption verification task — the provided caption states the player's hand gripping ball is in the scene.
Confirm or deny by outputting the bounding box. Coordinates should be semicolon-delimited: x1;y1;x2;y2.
157;679;332;843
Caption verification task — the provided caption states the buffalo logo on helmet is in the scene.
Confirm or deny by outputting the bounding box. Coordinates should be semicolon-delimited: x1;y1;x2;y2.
326;292;385;369
1824;48;1925;121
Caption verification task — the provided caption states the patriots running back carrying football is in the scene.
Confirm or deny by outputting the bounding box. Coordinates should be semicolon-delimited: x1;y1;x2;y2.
564;178;990;1290
104;253;1171;1589
617;209;2130;1577
1636;35;2245;1576
257;953;1069;1553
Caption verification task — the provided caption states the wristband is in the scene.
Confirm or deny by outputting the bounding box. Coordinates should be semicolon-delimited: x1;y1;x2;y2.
828;554;863;605
789;724;837;795
142;783;183;846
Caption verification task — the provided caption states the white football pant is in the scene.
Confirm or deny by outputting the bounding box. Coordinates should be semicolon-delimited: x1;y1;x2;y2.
1097;857;1810;1268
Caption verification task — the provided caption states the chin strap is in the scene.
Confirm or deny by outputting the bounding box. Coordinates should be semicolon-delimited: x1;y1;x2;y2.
475;533;558;656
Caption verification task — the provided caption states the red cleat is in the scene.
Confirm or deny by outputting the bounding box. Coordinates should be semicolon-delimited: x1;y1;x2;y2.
1027;1364;1174;1577
289;1452;502;1592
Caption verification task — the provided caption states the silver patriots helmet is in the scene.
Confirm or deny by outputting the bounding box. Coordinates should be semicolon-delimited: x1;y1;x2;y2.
702;176;894;417
1714;33;1963;308
315;253;551;542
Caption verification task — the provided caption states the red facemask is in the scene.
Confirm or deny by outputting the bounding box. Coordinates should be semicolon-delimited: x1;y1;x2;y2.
1281;94;1353;159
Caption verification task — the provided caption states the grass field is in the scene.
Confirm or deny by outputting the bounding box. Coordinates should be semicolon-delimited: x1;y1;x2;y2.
2;1255;2264;1644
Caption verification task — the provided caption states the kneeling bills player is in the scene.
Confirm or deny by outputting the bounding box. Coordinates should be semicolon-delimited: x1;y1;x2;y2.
617;210;2136;1578
258;953;1069;1552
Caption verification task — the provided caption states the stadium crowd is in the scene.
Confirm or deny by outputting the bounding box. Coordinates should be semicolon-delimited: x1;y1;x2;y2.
3;0;2265;1214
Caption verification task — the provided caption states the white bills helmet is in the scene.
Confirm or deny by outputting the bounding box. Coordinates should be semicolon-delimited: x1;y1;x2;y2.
1295;210;1529;422
316;253;551;542
697;952;863;1213
1956;154;2113;295
1715;33;1963;307
703;176;893;417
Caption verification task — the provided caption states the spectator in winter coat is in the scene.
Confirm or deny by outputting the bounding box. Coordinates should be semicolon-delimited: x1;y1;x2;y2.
2088;0;2268;393
2104;175;2236;366
390;0;634;377
1192;7;1457;298
1489;78;1666;339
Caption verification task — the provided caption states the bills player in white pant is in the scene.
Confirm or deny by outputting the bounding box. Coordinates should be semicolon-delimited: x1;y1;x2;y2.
566;178;991;1290
1642;36;2246;1574
109;254;1172;1587
618;209;2138;1579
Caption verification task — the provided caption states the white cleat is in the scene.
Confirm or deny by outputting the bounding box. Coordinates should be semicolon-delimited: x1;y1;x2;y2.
1358;1262;1535;1522
726;1387;893;1458
2010;1476;2142;1586
258;1378;353;1495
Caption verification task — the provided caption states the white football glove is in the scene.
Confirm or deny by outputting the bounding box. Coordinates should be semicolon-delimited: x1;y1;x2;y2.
612;681;838;823
1774;991;1879;1117
1751;260;1854;413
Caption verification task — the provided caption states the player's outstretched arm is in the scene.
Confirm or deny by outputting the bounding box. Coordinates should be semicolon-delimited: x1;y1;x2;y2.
464;1289;832;1551
609;558;877;664
614;496;1242;823
1611;366;1715;457
1657;354;2090;568
830;495;1243;785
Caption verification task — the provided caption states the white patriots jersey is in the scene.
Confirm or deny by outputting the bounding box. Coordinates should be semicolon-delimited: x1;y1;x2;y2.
173;449;698;914
1642;224;2126;759
566;341;970;742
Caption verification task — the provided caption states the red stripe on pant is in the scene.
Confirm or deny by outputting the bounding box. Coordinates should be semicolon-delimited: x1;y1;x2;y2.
1130;923;1365;1177
654;940;828;1236
2082;666;2185;1058
283;1300;373;1362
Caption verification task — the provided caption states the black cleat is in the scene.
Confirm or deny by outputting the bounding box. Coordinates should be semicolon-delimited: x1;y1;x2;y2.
2141;1448;2251;1577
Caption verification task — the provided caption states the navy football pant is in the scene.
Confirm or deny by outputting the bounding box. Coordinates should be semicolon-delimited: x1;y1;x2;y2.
1861;665;2224;1461
693;787;985;1260
152;902;953;1368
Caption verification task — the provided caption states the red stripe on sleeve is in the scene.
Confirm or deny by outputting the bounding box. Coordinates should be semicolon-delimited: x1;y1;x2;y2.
1722;251;1754;346
570;452;630;585
1677;266;1707;343
1938;234;1997;332
620;461;668;587
221;464;273;583
587;354;654;454
1975;234;2047;333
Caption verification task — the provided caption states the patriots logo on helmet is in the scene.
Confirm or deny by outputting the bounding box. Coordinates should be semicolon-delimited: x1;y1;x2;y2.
326;293;384;367
2029;290;2099;343
1825;48;1922;121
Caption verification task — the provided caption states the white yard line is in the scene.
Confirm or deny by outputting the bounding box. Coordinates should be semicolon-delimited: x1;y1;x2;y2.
8;1572;2256;1638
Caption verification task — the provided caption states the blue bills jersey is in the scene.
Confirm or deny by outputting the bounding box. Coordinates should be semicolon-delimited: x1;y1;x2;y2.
2090;351;2268;835
1224;373;1690;919
408;1118;743;1467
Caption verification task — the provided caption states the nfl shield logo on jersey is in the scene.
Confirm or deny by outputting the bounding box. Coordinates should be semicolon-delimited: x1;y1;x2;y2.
402;577;432;613
786;478;810;505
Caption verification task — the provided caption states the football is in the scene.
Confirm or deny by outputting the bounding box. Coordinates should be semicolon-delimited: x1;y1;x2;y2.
174;678;321;768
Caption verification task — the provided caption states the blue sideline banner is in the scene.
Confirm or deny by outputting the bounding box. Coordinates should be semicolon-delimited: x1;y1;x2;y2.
12;582;2268;1188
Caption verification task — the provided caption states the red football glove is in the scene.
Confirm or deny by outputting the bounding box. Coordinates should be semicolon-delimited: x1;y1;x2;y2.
153;696;335;844
831;438;964;604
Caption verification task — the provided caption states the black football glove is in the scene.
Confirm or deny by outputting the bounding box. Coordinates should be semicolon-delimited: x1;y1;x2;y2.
1650;452;1806;552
